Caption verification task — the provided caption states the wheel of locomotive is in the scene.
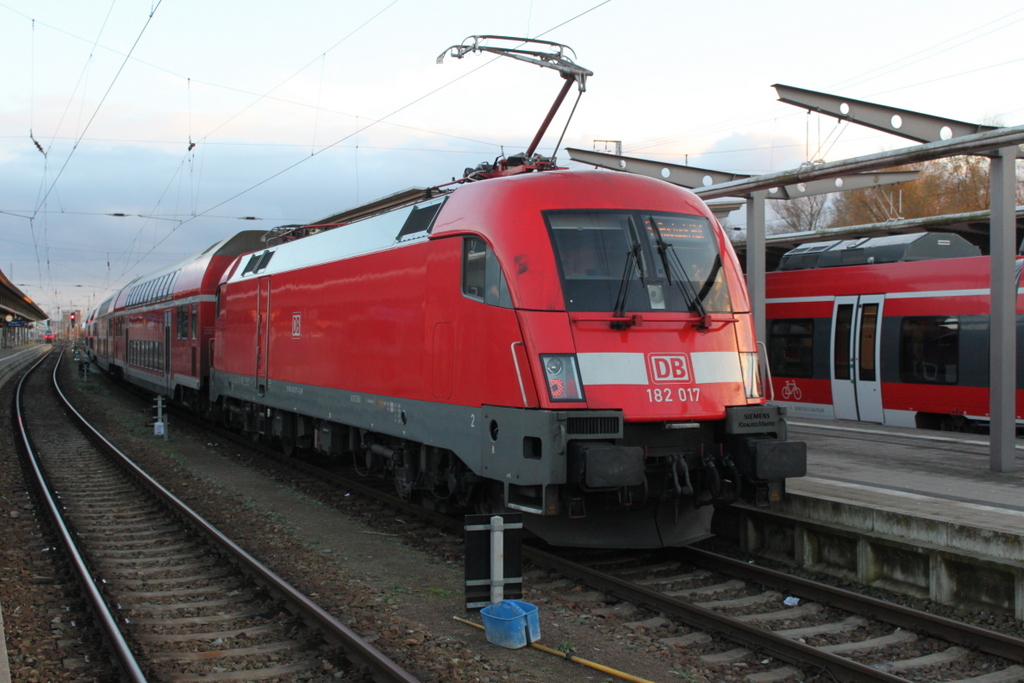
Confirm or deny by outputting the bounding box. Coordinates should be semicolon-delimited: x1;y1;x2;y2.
278;412;297;457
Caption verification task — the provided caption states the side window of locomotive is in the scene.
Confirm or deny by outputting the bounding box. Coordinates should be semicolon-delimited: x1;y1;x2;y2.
768;319;815;378
900;317;959;385
462;237;512;308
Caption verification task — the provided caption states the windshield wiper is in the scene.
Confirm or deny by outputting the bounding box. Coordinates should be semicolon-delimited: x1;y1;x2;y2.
612;219;646;325
694;254;722;306
647;216;707;317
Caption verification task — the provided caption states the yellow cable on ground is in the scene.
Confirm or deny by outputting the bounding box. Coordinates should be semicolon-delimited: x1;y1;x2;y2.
453;616;659;683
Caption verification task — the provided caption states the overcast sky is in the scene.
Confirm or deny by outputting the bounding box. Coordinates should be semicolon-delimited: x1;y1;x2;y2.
2;0;1022;319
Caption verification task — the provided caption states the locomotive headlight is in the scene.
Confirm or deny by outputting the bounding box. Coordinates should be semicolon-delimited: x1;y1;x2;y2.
739;352;763;399
541;354;584;402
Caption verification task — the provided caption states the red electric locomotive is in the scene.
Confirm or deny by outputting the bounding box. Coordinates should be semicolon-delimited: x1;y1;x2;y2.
90;36;805;548
208;169;805;548
90;231;267;407
765;232;1023;432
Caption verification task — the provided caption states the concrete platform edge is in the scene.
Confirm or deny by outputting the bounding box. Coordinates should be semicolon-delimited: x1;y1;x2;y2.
714;491;1024;621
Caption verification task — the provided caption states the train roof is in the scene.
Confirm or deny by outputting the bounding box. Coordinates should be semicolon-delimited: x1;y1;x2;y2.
225;195;449;283
115;230;267;310
776;232;981;271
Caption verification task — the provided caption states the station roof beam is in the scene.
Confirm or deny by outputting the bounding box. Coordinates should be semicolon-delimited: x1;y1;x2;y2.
773;84;998;144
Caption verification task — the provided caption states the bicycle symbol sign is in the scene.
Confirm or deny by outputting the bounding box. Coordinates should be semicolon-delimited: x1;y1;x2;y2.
781;379;802;401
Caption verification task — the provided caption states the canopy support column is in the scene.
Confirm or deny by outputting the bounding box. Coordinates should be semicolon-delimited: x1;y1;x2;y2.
989;146;1019;473
745;190;768;344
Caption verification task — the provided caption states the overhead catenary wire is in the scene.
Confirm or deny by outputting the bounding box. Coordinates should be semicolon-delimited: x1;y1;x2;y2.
32;0;164;219
13;1;1018;315
112;0;405;284
625;8;1024;161
117;1;614;280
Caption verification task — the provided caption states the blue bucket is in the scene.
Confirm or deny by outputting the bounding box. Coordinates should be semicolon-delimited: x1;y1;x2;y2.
479;600;540;649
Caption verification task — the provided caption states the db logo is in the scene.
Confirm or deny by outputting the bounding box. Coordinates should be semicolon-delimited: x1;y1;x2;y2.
649;354;691;383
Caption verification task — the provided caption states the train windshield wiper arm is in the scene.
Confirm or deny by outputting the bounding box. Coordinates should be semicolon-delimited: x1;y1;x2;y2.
694;255;722;307
647;216;706;317
612;219;646;321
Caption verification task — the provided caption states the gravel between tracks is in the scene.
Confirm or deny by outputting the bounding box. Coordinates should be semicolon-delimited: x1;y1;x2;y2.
1;358;732;683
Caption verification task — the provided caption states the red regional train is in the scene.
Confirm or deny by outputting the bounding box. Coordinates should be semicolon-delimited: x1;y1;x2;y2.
765;232;1022;432
88;169;806;548
87;231;268;408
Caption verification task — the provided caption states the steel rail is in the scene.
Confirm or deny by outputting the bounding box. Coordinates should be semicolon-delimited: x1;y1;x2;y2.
49;351;421;683
14;348;149;683
680;546;1024;662
102;365;1024;677
177;400;1011;680
524;545;912;683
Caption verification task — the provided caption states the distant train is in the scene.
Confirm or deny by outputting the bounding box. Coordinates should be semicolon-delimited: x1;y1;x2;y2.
765;232;1022;432
86;168;805;548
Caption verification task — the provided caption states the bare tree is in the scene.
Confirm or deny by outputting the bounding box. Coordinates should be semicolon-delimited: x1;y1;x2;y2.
769;194;833;234
830;157;1024;228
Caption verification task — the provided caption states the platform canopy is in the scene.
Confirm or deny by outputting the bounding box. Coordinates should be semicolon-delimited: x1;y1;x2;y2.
0;268;47;324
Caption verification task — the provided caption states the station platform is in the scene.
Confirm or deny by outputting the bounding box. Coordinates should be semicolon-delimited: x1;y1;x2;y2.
718;417;1024;619
788;417;1024;536
0;344;49;384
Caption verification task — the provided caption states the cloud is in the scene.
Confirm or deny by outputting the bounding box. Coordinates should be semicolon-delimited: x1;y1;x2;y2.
687;131;806;175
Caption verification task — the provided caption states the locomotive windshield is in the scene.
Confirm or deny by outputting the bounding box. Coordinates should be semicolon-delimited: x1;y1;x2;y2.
546;210;732;313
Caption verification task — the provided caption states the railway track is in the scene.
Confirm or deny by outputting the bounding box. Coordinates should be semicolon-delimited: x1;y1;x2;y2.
230;440;1024;682
15;348;419;683
535;546;1024;683
71;357;1024;682
187;415;1024;682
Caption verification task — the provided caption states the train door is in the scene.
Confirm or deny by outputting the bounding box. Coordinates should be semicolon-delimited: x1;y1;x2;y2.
831;295;885;423
164;310;172;388
255;278;271;396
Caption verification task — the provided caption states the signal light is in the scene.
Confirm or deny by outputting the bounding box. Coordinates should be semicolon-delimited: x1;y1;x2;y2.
70;313;76;322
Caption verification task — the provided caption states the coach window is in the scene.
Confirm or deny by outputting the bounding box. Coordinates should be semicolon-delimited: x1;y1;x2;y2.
900;316;959;384
462;237;512;308
177;305;189;340
191;303;198;340
767;319;815;378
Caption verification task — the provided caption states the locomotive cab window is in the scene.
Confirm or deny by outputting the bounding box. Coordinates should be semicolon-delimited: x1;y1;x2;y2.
462;237;512;308
900;316;959;385
546;210;732;314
